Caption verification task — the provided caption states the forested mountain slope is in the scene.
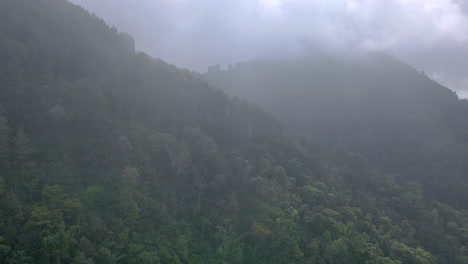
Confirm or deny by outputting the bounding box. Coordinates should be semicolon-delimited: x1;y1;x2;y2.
204;54;468;209
0;0;466;263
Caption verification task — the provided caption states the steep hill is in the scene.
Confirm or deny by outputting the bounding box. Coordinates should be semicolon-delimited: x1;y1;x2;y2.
0;0;466;263
204;54;468;208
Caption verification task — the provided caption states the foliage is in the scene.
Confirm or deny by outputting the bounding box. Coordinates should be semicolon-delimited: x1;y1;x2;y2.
204;54;468;209
0;0;466;263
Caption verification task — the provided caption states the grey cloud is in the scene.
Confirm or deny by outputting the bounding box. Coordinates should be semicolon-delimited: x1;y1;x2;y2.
457;0;468;13
69;0;468;97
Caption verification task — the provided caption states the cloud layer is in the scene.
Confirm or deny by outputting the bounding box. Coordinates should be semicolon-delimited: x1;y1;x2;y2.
70;0;468;97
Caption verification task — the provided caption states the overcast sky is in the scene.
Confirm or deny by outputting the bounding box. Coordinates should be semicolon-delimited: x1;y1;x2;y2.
69;0;468;98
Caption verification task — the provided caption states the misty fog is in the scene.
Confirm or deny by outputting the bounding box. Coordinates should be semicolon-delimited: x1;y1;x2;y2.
70;0;468;97
1;0;467;262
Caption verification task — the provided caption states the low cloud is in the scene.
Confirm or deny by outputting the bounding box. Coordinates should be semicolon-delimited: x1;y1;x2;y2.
70;0;468;97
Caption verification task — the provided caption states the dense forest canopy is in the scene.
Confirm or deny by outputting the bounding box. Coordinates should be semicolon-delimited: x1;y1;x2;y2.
203;54;468;209
0;0;466;263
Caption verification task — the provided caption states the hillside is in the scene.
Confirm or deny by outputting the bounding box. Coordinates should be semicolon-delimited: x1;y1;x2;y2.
0;0;466;263
204;54;468;209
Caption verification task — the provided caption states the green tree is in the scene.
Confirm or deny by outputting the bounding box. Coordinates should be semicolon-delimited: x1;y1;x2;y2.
0;109;11;177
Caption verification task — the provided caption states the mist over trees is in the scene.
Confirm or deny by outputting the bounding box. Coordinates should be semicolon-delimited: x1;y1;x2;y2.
69;0;468;97
203;53;468;209
0;0;466;263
